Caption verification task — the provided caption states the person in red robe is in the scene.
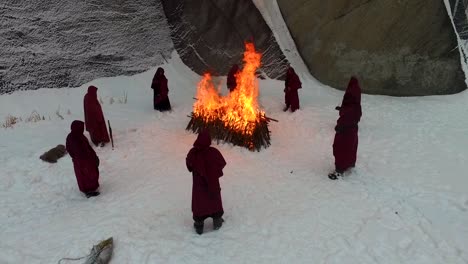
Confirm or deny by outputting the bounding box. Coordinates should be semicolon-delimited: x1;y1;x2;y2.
329;77;362;180
84;86;110;147
186;130;227;235
283;67;302;112
66;120;100;197
227;64;240;92
151;67;172;112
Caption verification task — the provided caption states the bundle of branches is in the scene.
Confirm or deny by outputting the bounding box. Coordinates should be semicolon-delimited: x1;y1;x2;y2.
186;112;275;151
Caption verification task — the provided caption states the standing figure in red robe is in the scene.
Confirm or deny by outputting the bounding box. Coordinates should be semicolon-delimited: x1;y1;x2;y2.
151;67;172;112
226;64;240;92
83;85;110;147
186;130;227;235
66;120;100;198
283;67;302;112
329;77;362;180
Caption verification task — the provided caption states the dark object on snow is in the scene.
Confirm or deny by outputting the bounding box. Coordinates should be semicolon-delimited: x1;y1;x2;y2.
227;64;240;92
194;220;204;235
58;237;113;264
66;120;100;195
332;77;362;174
84;86;110;146
193;212;224;235
39;144;67;163
328;171;342;180
213;216;224;230
151;67;172;112
186;130;226;234
283;67;302;112
107;120;114;150
86;191;100;198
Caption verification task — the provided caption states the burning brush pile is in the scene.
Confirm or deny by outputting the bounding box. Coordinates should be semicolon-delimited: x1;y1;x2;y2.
186;43;276;151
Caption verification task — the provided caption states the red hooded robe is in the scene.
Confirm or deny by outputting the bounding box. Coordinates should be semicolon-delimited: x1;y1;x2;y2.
227;64;240;92
66;120;100;193
284;67;302;112
151;67;172;111
333;77;362;172
186;130;227;217
83;86;110;145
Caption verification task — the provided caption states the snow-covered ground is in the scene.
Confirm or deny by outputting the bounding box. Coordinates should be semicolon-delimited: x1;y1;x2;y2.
2;0;468;262
1;50;468;263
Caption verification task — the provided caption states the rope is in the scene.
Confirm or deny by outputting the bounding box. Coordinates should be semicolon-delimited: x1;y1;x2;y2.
58;254;89;264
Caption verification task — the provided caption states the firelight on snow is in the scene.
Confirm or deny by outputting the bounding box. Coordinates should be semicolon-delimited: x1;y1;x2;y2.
186;42;275;151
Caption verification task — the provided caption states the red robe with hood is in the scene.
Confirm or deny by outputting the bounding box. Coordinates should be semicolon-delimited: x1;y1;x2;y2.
83;86;110;145
333;77;362;172
186;130;227;217
66;120;100;193
284;67;302;112
227;64;240;92
151;67;172;111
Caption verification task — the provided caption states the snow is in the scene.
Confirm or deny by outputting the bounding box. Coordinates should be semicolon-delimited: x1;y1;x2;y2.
251;0;310;77
1;1;468;263
1;50;468;263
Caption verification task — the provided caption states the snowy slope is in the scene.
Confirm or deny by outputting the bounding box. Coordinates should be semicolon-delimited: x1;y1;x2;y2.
1;50;468;263
1;1;468;263
0;1;173;94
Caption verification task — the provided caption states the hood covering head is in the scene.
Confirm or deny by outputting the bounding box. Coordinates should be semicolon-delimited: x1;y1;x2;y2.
193;129;211;148
88;85;98;93
231;64;239;72
287;67;295;75
156;67;164;76
70;120;85;134
87;85;98;98
343;76;361;106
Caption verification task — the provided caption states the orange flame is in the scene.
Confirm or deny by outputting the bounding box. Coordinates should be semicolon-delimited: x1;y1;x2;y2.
193;42;265;135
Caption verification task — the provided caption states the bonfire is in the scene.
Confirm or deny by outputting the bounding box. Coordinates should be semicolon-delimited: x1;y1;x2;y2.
186;42;276;151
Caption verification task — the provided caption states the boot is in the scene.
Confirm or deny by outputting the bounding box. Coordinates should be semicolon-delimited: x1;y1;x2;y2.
85;191;100;198
213;217;224;230
194;221;204;235
283;105;289;112
328;171;343;180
